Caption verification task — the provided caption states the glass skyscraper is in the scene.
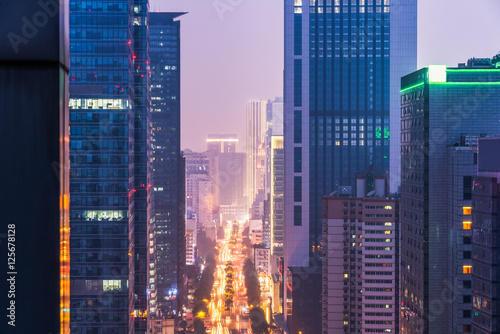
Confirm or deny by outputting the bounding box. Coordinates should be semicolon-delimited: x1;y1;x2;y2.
133;1;151;333
149;12;186;315
283;0;416;332
400;59;500;334
69;1;136;333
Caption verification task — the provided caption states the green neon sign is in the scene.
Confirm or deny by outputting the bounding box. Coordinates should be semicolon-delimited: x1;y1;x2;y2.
400;82;424;93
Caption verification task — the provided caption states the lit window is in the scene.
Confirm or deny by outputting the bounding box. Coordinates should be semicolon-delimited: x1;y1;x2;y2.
463;266;472;274
385;206;392;210
463;207;472;215
463;221;472;230
344;274;348;278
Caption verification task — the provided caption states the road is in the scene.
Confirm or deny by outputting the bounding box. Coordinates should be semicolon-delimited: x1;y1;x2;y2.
206;222;251;334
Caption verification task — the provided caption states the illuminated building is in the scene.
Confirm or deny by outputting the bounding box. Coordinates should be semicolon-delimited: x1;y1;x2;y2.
283;1;416;332
471;136;500;334
133;1;151;332
150;12;186;315
247;100;267;208
270;136;284;257
322;170;399;334
400;58;500;334
0;0;69;332
69;0;137;332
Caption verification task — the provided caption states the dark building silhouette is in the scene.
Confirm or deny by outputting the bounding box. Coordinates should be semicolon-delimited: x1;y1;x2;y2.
0;1;69;333
150;12;186;315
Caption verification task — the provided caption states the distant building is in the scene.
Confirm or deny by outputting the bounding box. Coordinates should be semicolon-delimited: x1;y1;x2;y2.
247;100;267;208
270;136;284;257
472;136;500;334
254;245;271;274
150;12;186;315
186;218;197;266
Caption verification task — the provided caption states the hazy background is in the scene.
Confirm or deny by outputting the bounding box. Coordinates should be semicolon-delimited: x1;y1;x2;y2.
150;0;500;152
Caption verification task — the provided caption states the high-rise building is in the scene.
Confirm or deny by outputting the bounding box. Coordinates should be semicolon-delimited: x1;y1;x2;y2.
0;1;69;332
247;100;267;207
207;134;238;154
270;136;285;257
69;1;136;332
322;172;399;334
400;59;500;334
283;1;417;329
265;97;284;194
150;12;186;315
446;136;478;334
472;136;500;334
133;1;152;332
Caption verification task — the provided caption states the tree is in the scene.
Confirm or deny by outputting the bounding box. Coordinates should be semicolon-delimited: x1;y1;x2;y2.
249;307;269;334
193;318;207;334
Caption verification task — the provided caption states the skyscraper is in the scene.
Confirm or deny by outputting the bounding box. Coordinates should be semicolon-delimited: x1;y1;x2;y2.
400;58;500;334
247;100;267;208
0;1;69;332
150;12;186;315
472;136;500;334
283;0;417;329
133;1;151;332
322;170;399;334
69;1;136;332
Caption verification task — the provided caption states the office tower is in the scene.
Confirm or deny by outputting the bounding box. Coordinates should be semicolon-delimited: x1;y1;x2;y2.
185;218;197;266
322;169;399;334
69;0;136;332
447;135;478;333
133;1;151;332
265;97;284;193
0;1;69;333
206;135;247;208
400;58;500;334
206;134;239;154
271;136;285;257
247;100;267;207
472;136;500;334
283;1;416;330
150;12;186;315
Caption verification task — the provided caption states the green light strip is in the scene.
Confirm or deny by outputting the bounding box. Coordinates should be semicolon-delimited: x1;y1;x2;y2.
400;82;424;93
447;69;500;73
430;82;500;86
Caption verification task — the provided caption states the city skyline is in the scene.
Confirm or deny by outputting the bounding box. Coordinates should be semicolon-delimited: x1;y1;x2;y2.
152;0;500;152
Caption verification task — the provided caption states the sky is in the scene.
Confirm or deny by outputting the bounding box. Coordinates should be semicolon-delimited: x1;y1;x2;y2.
150;0;500;152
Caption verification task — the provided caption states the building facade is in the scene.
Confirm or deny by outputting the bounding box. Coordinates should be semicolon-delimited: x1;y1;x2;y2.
283;1;417;329
0;0;69;332
247;100;267;208
69;1;136;332
400;59;500;334
322;196;399;334
471;136;500;334
150;12;186;315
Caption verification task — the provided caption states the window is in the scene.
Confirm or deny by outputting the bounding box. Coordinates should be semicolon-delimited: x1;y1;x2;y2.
463;310;471;318
463;265;472;274
294;206;302;226
463;280;471;288
463;176;472;200
463;221;472;230
294;177;302;202
294;147;302;172
463;295;471;303
463;251;471;259
463;207;472;215
463;236;472;245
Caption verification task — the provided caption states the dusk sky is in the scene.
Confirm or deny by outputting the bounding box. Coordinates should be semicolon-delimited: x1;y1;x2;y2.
151;0;500;152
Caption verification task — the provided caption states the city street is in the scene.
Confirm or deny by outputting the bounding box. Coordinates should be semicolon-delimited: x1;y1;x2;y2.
206;223;251;334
